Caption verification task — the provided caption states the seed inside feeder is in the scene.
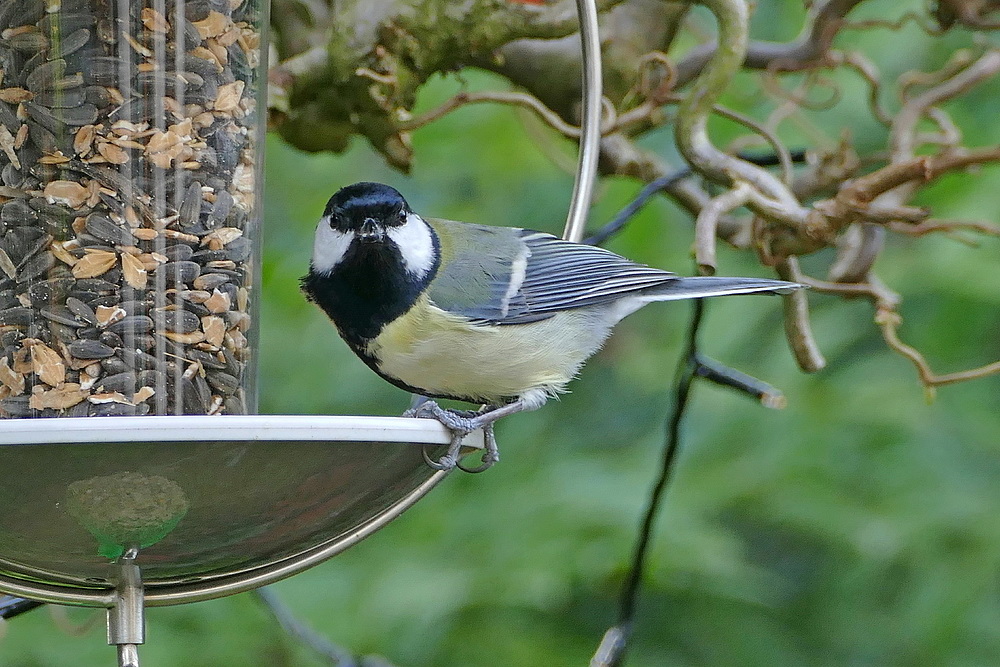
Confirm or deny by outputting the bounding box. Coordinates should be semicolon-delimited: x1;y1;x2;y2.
0;0;263;418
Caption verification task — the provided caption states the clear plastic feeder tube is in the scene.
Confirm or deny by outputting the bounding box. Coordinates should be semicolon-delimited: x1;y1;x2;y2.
0;0;266;417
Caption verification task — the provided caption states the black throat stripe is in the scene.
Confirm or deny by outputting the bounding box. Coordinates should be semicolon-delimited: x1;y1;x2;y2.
301;233;440;347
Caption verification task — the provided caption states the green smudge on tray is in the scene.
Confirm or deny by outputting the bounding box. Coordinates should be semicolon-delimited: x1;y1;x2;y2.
65;472;189;559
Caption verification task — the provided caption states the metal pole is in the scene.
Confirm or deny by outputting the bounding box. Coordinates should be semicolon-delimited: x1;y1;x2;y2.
562;0;603;242
107;548;144;667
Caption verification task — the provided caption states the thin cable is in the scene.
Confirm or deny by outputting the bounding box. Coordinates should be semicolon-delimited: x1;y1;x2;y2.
618;299;702;622
0;595;43;620
591;299;706;667
254;587;365;667
562;0;603;242
584;170;693;246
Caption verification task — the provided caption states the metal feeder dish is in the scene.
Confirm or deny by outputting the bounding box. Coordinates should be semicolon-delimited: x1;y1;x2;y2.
0;415;482;604
0;0;603;662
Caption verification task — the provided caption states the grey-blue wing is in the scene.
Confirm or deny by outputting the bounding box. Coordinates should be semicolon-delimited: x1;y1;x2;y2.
508;231;675;322
426;219;676;325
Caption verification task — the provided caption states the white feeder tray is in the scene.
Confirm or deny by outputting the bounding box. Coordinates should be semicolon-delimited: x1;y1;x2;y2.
0;415;482;607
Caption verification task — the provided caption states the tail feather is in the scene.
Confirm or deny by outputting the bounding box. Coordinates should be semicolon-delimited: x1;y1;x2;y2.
641;276;803;301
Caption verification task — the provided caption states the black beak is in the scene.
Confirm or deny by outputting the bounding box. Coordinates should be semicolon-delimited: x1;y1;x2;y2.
357;217;384;241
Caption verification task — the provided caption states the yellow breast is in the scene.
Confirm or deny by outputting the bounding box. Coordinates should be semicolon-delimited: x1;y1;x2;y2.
365;296;609;404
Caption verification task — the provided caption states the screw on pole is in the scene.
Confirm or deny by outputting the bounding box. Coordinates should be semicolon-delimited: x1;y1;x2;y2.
106;547;144;667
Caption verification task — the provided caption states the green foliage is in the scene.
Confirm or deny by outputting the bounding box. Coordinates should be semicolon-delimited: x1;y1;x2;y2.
5;16;1000;667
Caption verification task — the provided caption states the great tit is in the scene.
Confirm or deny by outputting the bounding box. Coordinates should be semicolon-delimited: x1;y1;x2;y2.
302;182;800;471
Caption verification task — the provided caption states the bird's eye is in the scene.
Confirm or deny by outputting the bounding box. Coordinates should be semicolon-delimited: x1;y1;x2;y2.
397;210;406;224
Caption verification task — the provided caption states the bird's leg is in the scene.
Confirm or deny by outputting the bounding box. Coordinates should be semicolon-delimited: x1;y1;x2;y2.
407;399;530;473
406;394;480;419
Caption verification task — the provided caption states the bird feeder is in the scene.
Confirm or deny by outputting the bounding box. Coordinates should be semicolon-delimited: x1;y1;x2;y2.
0;0;602;664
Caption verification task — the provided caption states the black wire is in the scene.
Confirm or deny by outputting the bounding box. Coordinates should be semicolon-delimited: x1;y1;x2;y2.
734;147;808;168
0;595;43;620
621;299;703;622
587;149;806;665
584;170;693;247
592;299;706;667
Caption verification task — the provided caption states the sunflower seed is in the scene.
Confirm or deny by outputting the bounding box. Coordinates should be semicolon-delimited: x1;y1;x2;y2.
106;314;154;335
95;371;135;394
68;338;115;359
156;260;200;284
98;330;121;348
152;307;200;333
85;213;135;245
16;250;53;282
26;59;67;93
89;401;140;416
33;86;87;109
65;296;97;324
7;30;47;53
178;180;203;226
1;396;32;415
1;200;37;225
52;28;92;59
39;304;84;327
0;306;31;325
163;243;194;262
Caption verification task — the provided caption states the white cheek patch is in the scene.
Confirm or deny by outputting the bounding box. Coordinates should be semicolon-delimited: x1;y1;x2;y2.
311;216;354;275
387;213;436;278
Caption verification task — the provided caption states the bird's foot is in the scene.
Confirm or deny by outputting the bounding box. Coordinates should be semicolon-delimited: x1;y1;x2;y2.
405;401;500;473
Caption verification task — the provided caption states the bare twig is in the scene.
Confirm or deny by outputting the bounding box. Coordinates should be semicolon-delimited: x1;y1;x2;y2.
898;49;977;101
593;299;791;666
761;68;842;113
674;0;868;86
876;308;1000;394
775;257;827;372
674;0;809;227
49;606;102;637
662;95;796;185
693;355;787;408
891;49;1000;159
841;11;944;35
829;50;894;126
797;271;1000;394
888;218;1000;238
796;273;901;310
398;90;583;136
694;182;754;275
584;169;693;246
599;134;753;241
0;595;42;621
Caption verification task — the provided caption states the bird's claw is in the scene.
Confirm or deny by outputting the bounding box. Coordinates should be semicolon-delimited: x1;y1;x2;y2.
408;400;499;473
455;424;499;473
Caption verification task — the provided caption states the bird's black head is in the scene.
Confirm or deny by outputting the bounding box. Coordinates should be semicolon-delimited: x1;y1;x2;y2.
304;181;440;347
323;182;411;239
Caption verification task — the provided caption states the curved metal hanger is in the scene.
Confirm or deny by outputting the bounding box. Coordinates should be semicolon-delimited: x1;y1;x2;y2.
562;0;603;243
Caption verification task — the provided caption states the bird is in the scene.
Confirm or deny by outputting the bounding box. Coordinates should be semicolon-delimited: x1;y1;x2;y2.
301;182;801;472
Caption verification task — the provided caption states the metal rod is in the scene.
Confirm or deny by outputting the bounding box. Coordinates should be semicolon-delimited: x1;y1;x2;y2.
107;548;144;667
562;0;603;242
